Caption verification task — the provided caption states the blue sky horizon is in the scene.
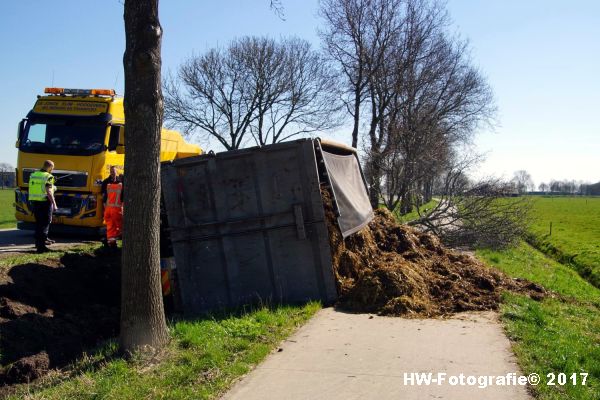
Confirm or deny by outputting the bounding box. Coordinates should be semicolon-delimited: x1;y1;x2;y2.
1;0;598;186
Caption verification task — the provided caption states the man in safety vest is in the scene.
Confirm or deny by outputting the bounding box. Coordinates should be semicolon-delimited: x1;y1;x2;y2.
101;166;123;249
28;160;58;253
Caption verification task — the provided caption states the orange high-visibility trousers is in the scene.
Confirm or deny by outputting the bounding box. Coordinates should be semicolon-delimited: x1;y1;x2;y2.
104;206;123;244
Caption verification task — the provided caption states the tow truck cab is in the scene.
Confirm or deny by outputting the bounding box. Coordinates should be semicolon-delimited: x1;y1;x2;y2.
14;87;201;235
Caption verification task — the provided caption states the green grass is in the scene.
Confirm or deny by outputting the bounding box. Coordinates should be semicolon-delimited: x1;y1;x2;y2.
478;242;600;400
0;243;101;272
0;188;16;229
527;196;600;287
479;242;600;303
393;199;439;223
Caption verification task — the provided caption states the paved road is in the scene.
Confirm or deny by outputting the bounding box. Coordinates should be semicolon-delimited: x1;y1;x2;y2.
0;228;94;254
223;308;531;400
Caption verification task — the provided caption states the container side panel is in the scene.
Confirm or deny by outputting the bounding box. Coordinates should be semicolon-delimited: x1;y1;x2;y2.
266;226;321;301
161;140;339;314
179;239;229;311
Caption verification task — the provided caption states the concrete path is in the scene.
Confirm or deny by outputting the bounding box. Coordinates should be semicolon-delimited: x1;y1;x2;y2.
223;308;531;400
0;228;93;255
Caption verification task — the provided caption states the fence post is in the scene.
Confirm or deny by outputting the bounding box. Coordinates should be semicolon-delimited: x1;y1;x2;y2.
549;221;552;236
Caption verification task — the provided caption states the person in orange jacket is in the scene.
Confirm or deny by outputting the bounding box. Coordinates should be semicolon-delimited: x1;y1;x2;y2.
101;166;123;248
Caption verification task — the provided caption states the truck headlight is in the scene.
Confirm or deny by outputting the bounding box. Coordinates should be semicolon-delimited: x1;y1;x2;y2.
87;195;97;210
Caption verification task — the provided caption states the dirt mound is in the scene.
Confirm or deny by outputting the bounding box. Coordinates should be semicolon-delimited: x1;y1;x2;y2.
2;352;50;384
324;191;545;316
0;249;120;389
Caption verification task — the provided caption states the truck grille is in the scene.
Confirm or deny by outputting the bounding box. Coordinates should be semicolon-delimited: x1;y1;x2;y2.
23;169;88;188
53;195;78;216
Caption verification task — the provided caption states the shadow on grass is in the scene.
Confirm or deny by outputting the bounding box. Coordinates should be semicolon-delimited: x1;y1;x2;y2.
166;297;319;327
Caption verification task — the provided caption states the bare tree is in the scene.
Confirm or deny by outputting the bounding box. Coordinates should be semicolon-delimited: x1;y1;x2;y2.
410;157;531;249
322;0;495;210
319;0;372;148
320;0;416;205
0;163;12;189
269;0;286;19
538;182;549;193
249;38;341;145
512;170;534;194
378;132;451;211
164;36;340;149
163;45;254;150
568;180;578;194
392;1;495;212
121;0;169;353
545;179;589;195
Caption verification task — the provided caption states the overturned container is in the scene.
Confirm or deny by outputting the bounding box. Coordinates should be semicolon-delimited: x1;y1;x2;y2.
161;138;373;315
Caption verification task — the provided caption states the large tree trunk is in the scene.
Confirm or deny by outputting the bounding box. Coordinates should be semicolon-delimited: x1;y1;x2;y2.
423;176;433;203
398;174;412;215
366;151;382;209
121;0;169;353
351;74;362;148
368;173;381;209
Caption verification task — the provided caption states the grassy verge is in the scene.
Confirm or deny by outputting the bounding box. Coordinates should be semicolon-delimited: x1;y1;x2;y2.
478;242;600;400
0;243;101;271
7;302;321;399
527;196;600;288
393;199;439;223
0;189;16;229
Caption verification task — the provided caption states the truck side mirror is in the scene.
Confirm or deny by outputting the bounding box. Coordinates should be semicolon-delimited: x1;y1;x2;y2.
116;126;125;154
108;125;120;151
16;119;25;148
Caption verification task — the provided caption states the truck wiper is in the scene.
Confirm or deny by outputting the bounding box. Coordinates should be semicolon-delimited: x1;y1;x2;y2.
55;173;75;181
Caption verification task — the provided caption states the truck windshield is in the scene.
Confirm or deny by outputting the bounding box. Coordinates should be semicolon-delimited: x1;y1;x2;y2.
20;119;107;156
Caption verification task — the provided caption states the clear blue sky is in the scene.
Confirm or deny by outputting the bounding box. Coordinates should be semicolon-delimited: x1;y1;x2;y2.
1;0;598;186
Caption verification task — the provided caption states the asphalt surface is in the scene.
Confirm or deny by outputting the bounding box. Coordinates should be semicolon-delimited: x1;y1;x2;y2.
0;228;94;254
222;308;531;400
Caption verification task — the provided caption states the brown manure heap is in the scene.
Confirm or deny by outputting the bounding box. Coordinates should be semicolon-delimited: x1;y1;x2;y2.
0;250;120;390
324;193;545;317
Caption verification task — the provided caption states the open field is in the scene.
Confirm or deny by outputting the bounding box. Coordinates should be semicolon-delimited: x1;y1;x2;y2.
478;242;600;400
0;189;16;229
527;196;600;287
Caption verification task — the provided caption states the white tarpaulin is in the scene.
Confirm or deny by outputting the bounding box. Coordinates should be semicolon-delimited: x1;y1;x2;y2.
321;150;374;237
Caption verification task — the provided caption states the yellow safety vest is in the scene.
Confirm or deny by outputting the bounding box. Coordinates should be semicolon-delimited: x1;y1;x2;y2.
28;171;55;202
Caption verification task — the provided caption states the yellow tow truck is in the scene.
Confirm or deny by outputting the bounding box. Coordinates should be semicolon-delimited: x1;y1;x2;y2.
14;87;201;235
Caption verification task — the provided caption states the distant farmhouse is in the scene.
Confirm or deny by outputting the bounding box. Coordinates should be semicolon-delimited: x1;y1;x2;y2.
583;182;600;196
1;171;15;188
